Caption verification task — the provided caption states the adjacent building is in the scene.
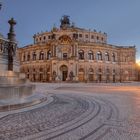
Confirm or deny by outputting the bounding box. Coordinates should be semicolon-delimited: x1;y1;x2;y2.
18;16;137;82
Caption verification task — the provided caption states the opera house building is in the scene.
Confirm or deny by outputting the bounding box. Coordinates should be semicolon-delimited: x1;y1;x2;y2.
18;16;137;83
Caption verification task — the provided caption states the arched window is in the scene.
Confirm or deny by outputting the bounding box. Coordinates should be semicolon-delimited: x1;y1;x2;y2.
36;38;38;43
27;53;30;61
33;68;36;72
88;68;94;81
98;68;102;72
78;50;84;60
97;51;102;60
47;50;51;60
105;52;109;61
40;67;43;72
112;53;115;62
43;36;46;40
39;51;44;60
26;68;30;78
88;50;93;60
32;52;36;60
106;68;110;73
23;54;25;61
113;69;115;73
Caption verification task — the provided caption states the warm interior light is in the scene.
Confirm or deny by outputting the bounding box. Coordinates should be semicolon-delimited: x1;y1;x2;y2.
136;61;140;66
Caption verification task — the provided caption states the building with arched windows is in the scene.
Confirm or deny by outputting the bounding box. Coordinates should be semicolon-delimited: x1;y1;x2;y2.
18;16;137;82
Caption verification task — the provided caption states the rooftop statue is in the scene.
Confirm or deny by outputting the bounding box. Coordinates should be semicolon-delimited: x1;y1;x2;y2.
60;15;70;29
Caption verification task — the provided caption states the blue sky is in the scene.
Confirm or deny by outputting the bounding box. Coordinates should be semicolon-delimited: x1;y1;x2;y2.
0;0;140;61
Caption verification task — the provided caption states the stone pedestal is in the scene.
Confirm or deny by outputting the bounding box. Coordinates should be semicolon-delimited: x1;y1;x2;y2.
0;71;47;111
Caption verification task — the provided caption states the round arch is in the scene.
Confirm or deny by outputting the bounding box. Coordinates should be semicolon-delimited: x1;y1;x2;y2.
60;65;68;81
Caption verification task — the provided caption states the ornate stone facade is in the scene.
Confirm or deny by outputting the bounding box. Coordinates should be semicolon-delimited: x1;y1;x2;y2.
18;16;137;82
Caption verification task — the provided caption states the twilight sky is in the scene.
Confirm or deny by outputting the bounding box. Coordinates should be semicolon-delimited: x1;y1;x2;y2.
0;0;140;61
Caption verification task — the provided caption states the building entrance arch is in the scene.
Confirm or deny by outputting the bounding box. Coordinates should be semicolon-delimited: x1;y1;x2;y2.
60;65;68;81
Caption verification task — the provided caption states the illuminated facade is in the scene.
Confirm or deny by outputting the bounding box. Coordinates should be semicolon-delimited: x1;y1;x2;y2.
18;16;137;82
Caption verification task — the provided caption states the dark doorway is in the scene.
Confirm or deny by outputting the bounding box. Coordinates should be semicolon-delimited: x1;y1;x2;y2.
60;65;68;81
98;74;102;82
113;75;115;83
62;71;68;81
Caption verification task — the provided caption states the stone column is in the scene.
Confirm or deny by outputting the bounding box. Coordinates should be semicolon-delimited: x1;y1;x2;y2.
54;45;56;57
7;18;17;71
71;45;74;57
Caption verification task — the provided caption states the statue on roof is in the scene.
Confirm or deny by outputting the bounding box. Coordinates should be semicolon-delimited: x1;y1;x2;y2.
60;15;70;29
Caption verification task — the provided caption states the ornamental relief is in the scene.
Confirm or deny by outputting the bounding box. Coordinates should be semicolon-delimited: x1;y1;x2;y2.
57;45;71;53
58;35;72;45
61;46;70;52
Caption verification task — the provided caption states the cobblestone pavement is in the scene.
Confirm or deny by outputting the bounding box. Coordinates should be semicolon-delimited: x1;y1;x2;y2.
0;82;140;140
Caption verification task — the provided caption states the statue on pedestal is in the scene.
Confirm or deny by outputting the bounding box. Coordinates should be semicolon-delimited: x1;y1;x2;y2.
0;2;47;111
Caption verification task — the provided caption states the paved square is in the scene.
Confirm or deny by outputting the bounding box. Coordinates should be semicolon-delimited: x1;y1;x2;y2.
0;82;140;140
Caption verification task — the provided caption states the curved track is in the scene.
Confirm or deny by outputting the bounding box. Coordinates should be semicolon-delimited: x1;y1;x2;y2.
0;91;120;140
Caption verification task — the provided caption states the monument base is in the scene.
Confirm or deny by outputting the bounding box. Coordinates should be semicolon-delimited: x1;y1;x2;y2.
0;71;47;111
